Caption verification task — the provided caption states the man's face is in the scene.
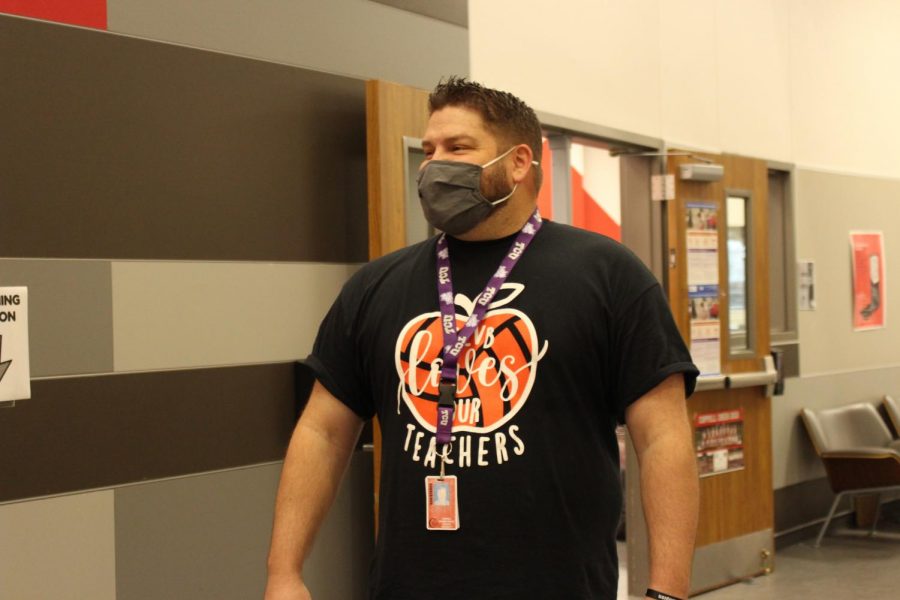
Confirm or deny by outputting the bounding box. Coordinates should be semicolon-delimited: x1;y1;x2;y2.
421;105;513;202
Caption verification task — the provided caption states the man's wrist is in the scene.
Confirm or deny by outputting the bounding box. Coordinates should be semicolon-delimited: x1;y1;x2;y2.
266;561;303;579
646;588;685;600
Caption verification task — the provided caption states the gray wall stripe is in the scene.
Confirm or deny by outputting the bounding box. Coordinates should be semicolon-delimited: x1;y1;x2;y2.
0;259;114;377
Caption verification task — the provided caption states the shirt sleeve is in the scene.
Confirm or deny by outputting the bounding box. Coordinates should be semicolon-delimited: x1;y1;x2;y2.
611;282;699;423
305;278;376;420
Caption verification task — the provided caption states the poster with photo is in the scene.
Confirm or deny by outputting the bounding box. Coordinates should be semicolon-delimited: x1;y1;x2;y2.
686;201;721;376
850;232;886;331
689;285;720;375
694;409;745;477
686;201;719;286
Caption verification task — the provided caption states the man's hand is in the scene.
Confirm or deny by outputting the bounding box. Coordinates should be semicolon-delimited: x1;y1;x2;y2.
263;573;312;600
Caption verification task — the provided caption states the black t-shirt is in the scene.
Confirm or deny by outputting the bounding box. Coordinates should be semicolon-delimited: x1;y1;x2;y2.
307;220;698;599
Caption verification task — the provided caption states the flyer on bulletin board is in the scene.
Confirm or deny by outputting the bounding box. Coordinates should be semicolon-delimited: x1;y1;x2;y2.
695;409;745;477
689;285;720;376
686;202;721;375
686;202;719;286
850;231;886;331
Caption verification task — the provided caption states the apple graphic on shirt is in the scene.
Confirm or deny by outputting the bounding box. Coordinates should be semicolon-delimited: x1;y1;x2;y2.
395;283;548;435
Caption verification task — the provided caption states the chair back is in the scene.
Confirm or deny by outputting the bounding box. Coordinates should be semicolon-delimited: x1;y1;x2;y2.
884;395;900;435
801;403;893;455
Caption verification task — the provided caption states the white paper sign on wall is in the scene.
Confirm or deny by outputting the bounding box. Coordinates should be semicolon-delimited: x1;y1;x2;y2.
0;287;31;403
651;174;675;201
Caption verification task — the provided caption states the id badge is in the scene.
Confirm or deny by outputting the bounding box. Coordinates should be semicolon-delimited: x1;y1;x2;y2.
425;475;459;531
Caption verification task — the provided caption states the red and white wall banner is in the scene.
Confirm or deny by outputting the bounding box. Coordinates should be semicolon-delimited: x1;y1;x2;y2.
0;0;107;30
850;231;886;331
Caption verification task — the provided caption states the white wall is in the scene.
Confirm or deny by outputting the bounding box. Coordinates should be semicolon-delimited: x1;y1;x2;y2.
789;0;900;178
471;0;900;176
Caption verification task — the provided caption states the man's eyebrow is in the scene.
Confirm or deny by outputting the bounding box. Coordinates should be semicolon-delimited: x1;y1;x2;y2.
444;135;477;145
423;134;478;147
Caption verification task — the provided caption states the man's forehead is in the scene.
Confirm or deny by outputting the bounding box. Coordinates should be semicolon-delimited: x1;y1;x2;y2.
424;106;494;143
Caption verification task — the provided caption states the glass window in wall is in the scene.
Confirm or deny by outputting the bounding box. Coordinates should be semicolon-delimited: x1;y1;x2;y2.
727;195;751;352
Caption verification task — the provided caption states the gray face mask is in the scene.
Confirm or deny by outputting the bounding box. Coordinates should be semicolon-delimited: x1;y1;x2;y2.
417;146;523;236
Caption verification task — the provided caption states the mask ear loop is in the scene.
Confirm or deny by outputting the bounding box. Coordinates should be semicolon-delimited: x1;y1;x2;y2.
481;145;517;168
482;146;541;206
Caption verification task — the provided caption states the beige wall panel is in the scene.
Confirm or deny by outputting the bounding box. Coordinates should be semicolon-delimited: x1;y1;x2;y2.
789;0;900;178
716;0;792;161
795;169;900;375
112;261;357;372
115;458;373;600
106;0;467;91
771;366;900;489
470;0;662;138
115;464;280;600
0;491;116;600
0;260;113;377
658;0;720;152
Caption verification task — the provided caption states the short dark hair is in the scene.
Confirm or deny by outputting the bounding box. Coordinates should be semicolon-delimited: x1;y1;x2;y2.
429;77;543;191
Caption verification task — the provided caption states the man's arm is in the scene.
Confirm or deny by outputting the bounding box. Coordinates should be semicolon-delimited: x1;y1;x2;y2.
625;373;699;600
264;380;365;600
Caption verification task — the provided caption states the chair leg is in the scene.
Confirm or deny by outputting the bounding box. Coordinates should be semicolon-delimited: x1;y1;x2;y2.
869;493;882;537
816;492;844;548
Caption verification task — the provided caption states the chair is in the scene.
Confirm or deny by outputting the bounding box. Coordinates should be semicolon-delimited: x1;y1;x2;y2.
800;403;900;546
884;395;900;436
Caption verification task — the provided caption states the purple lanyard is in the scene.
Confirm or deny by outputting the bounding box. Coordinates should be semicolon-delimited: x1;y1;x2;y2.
434;210;542;445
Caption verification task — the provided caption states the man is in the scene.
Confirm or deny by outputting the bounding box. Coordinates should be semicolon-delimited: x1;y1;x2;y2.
265;78;699;600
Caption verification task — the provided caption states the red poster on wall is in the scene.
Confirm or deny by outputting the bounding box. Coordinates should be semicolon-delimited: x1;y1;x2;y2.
0;0;107;30
850;231;886;331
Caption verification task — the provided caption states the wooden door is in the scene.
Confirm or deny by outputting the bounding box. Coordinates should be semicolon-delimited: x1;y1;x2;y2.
365;79;430;528
666;152;775;594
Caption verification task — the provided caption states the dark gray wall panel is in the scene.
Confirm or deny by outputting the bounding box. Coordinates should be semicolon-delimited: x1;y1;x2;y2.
0;362;314;502
0;259;114;377
0;15;367;262
115;457;374;600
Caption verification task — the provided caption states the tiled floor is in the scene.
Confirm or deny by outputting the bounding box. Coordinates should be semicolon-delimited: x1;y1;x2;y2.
619;512;900;598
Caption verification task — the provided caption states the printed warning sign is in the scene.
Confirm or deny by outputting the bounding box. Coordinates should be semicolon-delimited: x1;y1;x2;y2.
0;287;31;402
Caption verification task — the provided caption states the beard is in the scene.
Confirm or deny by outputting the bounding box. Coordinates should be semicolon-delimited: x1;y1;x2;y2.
479;161;514;204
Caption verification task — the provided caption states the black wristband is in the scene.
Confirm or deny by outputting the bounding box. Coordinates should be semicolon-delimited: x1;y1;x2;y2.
646;588;685;600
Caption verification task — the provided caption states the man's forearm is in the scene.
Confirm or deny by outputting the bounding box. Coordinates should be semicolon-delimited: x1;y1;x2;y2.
267;386;363;581
638;425;699;598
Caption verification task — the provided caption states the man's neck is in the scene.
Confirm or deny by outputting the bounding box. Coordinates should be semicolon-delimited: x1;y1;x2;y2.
452;196;537;242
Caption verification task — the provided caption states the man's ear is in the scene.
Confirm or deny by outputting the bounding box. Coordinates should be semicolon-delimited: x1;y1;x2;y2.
510;144;535;184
